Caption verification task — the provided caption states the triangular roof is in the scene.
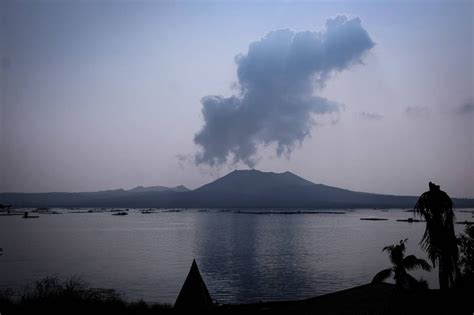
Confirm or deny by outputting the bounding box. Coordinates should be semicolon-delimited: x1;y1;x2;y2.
174;259;213;311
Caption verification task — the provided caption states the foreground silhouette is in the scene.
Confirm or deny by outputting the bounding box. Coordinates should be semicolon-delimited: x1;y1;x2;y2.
1;275;473;314
372;239;431;289
414;182;459;289
173;259;213;312
457;225;474;288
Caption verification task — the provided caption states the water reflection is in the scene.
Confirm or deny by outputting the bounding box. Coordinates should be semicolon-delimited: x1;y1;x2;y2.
194;212;404;303
0;209;471;304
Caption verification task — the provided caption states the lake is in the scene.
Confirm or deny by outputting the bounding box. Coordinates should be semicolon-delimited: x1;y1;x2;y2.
0;208;472;304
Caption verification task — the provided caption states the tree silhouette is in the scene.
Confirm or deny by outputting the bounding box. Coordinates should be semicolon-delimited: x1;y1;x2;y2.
414;182;459;289
457;225;474;288
372;239;431;289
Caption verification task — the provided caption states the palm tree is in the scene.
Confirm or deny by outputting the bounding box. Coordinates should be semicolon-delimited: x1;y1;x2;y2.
372;239;431;289
414;182;459;289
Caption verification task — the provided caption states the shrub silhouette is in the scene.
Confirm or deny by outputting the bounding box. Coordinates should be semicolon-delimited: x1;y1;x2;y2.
372;239;431;289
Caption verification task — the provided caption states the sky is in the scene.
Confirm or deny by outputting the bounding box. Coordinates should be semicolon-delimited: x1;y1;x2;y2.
0;0;473;198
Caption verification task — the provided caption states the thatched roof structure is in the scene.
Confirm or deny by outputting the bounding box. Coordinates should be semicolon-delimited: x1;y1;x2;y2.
174;259;213;311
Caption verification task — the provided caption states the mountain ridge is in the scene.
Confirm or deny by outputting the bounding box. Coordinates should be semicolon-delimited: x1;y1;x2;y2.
128;185;190;193
1;170;473;208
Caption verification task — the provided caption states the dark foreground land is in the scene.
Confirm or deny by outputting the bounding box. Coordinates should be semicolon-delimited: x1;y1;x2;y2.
215;283;473;315
1;278;472;315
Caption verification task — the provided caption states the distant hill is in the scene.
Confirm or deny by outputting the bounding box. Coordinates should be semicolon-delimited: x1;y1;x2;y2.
128;185;190;193
1;170;473;209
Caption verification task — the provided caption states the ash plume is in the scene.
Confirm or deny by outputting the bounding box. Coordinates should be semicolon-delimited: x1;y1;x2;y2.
194;15;374;166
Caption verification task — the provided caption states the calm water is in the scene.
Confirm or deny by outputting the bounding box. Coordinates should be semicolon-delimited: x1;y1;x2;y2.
0;208;472;304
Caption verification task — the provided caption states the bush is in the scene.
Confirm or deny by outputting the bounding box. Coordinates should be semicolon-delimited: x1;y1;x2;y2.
0;276;172;315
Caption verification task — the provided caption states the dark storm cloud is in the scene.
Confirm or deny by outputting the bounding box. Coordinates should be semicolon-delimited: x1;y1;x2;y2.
194;16;375;167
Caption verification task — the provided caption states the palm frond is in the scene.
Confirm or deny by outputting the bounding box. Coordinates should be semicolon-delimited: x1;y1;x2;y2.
382;245;394;253
414;182;459;289
404;273;428;290
403;255;432;271
384;240;405;265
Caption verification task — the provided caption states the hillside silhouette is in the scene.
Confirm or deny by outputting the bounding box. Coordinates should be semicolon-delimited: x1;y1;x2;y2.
1;170;473;208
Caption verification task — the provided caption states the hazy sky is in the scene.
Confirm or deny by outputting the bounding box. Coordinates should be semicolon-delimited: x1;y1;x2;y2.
1;0;473;198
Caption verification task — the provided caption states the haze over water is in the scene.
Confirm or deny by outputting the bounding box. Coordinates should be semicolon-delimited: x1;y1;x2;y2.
1;209;472;304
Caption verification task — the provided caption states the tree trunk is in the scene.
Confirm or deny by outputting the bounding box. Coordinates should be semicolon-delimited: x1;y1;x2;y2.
439;257;449;290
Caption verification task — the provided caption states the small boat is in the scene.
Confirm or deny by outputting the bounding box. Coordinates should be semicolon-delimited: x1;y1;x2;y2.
22;212;39;219
360;218;388;221
112;212;128;216
396;218;424;223
110;209;128;212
